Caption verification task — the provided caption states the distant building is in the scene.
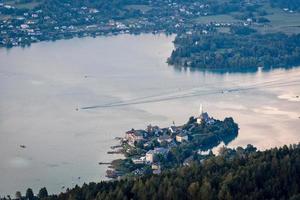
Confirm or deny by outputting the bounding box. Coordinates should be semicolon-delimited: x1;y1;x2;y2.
176;133;188;143
147;124;162;136
143;141;152;148
152;163;161;174
169;126;177;134
198;150;211;156
183;156;194;166
132;156;146;164
157;135;173;144
125;129;146;145
20;24;29;29
146;148;169;163
196;104;215;124
151;163;160;170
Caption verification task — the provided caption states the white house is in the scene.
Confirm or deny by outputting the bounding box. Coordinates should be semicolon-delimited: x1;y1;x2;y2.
176;133;188;143
169;126;177;134
132;156;146;164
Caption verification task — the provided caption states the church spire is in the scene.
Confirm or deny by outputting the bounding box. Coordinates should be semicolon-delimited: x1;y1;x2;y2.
199;103;203;116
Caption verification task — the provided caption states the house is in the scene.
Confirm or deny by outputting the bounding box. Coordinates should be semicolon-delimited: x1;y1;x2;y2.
147;124;162;136
169;126;177;134
183;156;194;166
157;135;173;144
146;151;155;163
143;141;152;148
152;163;161;174
176;133;188;143
132;156;146;164
151;163;161;170
125;129;146;145
198;150;211;156
20;24;29;29
146;148;169;163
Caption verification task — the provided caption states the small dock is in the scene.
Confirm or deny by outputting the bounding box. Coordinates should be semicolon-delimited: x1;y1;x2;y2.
98;162;111;165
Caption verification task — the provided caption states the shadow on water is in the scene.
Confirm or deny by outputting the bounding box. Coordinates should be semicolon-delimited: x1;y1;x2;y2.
199;131;238;152
171;64;300;75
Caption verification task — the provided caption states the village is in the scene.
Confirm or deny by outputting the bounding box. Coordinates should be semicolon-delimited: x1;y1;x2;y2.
106;105;239;178
0;0;272;48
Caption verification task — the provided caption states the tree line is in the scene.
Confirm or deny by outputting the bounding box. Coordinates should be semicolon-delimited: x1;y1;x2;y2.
4;143;299;200
168;31;300;71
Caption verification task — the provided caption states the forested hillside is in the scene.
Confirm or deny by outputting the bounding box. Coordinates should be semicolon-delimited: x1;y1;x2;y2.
14;143;300;200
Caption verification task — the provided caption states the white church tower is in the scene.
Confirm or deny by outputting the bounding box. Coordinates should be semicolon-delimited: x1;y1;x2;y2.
199;103;203;116
196;103;214;125
197;103;204;124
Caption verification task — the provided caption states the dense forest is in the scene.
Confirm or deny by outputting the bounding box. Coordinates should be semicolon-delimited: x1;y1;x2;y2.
6;143;300;200
168;31;300;70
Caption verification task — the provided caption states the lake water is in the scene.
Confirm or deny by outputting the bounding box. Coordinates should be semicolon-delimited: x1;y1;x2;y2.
0;34;299;196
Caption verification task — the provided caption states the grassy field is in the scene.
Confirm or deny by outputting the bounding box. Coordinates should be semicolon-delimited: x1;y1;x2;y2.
193;5;300;35
124;4;152;13
0;14;12;20
265;10;300;34
254;4;300;34
14;2;41;9
194;14;241;24
4;0;41;10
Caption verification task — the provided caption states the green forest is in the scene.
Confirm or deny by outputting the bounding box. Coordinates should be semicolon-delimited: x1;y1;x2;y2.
168;31;300;70
7;143;300;200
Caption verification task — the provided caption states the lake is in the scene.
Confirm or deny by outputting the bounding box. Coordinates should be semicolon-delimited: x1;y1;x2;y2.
0;34;299;196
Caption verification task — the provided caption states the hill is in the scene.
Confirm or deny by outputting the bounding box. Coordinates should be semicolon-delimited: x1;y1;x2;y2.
10;143;300;200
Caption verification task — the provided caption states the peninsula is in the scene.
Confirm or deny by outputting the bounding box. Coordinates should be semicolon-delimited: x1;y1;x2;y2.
106;105;238;178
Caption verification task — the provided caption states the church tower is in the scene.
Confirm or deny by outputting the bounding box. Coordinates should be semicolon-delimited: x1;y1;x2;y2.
197;104;204;124
199;103;203;116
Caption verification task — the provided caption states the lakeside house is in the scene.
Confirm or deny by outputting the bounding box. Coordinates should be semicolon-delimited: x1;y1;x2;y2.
125;129;147;145
146;147;169;163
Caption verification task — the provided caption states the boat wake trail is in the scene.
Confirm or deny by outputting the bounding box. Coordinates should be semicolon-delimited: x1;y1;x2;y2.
81;79;300;109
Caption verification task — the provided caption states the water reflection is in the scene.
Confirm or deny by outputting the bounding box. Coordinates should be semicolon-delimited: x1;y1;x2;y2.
171;64;300;74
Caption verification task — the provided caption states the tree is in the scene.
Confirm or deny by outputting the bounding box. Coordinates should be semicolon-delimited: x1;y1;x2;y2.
15;191;22;200
25;188;34;200
187;182;200;199
38;187;48;199
199;179;213;200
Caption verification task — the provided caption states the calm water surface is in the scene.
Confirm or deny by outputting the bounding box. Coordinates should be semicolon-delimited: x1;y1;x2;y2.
0;34;299;196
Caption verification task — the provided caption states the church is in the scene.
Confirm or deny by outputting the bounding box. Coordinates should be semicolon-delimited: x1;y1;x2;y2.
196;104;215;125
